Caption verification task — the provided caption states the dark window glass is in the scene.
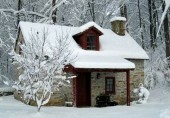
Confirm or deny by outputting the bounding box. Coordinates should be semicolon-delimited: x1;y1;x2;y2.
105;77;115;94
87;35;96;50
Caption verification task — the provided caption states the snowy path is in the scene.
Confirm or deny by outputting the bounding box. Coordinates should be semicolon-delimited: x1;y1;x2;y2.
0;96;169;118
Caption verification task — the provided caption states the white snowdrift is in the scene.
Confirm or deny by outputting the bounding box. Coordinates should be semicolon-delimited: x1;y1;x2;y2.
0;95;169;118
160;108;170;118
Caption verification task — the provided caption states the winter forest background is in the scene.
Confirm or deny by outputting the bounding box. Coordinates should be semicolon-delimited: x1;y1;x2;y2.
0;0;170;89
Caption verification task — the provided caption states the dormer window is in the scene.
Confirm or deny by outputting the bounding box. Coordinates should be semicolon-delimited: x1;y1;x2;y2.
87;34;96;50
72;24;103;51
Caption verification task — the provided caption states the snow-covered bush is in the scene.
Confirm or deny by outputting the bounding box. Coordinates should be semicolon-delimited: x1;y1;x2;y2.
133;83;150;104
11;29;74;111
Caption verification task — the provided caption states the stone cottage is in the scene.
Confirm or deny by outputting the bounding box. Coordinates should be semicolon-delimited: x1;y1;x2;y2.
14;17;149;107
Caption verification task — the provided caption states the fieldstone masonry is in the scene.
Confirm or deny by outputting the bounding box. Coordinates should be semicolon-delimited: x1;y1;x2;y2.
14;82;73;106
14;59;144;106
90;59;144;106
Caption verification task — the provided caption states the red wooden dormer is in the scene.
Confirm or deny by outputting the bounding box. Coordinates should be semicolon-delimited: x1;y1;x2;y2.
73;22;103;51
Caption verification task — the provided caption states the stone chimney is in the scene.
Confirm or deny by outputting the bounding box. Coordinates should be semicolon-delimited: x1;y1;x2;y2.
110;17;126;36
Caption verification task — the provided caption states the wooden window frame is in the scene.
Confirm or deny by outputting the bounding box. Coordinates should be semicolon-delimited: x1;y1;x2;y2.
105;77;116;95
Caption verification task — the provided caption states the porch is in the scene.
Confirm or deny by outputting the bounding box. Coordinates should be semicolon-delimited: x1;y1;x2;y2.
72;69;131;107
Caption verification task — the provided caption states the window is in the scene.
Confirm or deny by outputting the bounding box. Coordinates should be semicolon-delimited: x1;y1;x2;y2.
105;77;115;94
87;35;96;50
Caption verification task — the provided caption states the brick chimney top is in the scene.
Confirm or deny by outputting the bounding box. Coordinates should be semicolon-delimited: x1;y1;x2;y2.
110;17;126;36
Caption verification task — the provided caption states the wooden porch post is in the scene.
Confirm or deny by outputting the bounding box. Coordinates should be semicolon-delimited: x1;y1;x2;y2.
73;76;77;106
126;70;130;106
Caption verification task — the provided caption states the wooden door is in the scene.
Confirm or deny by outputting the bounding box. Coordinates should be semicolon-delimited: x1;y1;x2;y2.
75;72;91;107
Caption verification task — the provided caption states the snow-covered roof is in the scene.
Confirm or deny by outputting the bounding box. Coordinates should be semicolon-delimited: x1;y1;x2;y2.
100;29;148;59
18;21;149;69
72;21;104;36
72;51;135;69
110;17;126;22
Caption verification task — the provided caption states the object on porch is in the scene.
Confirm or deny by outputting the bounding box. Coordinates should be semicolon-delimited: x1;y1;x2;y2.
95;94;118;107
133;83;150;104
65;101;73;107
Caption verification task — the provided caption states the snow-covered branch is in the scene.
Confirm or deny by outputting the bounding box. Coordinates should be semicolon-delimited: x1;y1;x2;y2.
157;0;170;37
0;8;47;19
11;29;75;112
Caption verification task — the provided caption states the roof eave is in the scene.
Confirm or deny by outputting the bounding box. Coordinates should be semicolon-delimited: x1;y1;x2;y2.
74;68;134;72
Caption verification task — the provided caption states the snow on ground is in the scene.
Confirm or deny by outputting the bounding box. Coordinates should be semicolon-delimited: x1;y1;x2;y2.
0;86;170;118
149;86;170;104
0;93;170;118
148;86;170;118
160;108;170;118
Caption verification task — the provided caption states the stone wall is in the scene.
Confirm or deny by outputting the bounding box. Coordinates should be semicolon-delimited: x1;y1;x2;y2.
13;30;27;82
90;59;144;106
111;20;125;36
14;80;73;106
14;91;65;106
14;57;144;106
128;59;145;100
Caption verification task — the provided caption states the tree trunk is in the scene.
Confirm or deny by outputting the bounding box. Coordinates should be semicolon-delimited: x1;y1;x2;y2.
52;0;57;24
120;4;128;32
6;57;8;74
37;105;42;112
148;0;157;49
120;4;127;19
91;0;95;22
17;0;22;26
162;1;170;58
137;0;144;49
152;0;157;44
88;0;95;22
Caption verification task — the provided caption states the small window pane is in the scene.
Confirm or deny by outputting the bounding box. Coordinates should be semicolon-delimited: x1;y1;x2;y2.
87;35;96;50
105;78;115;94
106;79;113;91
